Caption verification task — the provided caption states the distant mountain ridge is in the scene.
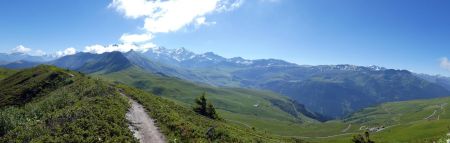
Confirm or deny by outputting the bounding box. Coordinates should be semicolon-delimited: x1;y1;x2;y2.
0;52;57;69
0;52;55;63
0;60;41;69
415;73;450;90
143;47;297;68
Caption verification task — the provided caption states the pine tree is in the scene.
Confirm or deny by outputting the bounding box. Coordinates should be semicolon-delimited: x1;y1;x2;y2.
194;93;207;115
193;92;220;120
206;102;219;119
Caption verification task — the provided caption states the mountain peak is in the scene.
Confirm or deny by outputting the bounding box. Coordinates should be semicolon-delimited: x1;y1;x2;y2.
203;51;215;55
199;52;225;60
141;47;300;67
367;65;386;71
51;51;132;74
230;57;245;60
175;47;187;53
228;57;253;65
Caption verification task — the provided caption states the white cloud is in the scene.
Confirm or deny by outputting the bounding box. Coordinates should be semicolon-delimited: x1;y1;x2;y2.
195;16;216;26
32;50;47;56
84;43;155;54
108;0;157;19
120;33;153;43
195;17;207;25
259;0;280;3
56;47;77;57
440;57;450;71
10;45;47;56
9;45;77;57
11;45;32;54
216;0;244;12
110;0;242;40
140;0;219;33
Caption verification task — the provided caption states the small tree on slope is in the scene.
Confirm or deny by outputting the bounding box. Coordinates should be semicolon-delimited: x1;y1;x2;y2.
193;92;220;120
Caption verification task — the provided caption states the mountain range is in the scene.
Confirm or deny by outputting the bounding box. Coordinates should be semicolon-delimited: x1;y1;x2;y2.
1;47;450;118
0;52;54;63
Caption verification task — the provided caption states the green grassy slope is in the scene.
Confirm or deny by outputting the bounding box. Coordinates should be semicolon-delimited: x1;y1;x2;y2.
312;96;450;143
0;66;76;107
0;65;136;142
0;65;302;142
97;66;321;135
345;97;450;125
0;68;16;80
118;84;303;142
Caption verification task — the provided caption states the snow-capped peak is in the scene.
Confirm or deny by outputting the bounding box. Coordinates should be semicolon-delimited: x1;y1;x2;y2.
228;57;253;65
367;65;386;71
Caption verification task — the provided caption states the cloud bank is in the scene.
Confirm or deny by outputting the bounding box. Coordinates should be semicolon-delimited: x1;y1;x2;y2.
10;45;47;56
109;0;242;33
8;45;77;58
56;47;77;57
84;43;155;54
11;45;32;54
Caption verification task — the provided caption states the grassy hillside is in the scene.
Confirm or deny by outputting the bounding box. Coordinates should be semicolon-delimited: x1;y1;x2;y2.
118;84;302;142
0;65;301;142
0;68;15;80
311;96;450;143
0;65;136;142
0;66;76;107
97;66;324;135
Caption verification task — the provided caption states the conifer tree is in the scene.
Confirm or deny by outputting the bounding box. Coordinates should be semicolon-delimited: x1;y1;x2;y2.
193;92;220;120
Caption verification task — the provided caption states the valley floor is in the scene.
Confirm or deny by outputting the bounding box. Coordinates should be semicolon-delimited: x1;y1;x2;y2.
301;98;450;142
217;96;450;143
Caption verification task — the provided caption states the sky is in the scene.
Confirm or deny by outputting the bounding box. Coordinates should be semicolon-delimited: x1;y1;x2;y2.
1;0;450;75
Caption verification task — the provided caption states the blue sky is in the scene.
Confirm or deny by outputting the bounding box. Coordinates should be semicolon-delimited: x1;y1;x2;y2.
1;0;450;75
